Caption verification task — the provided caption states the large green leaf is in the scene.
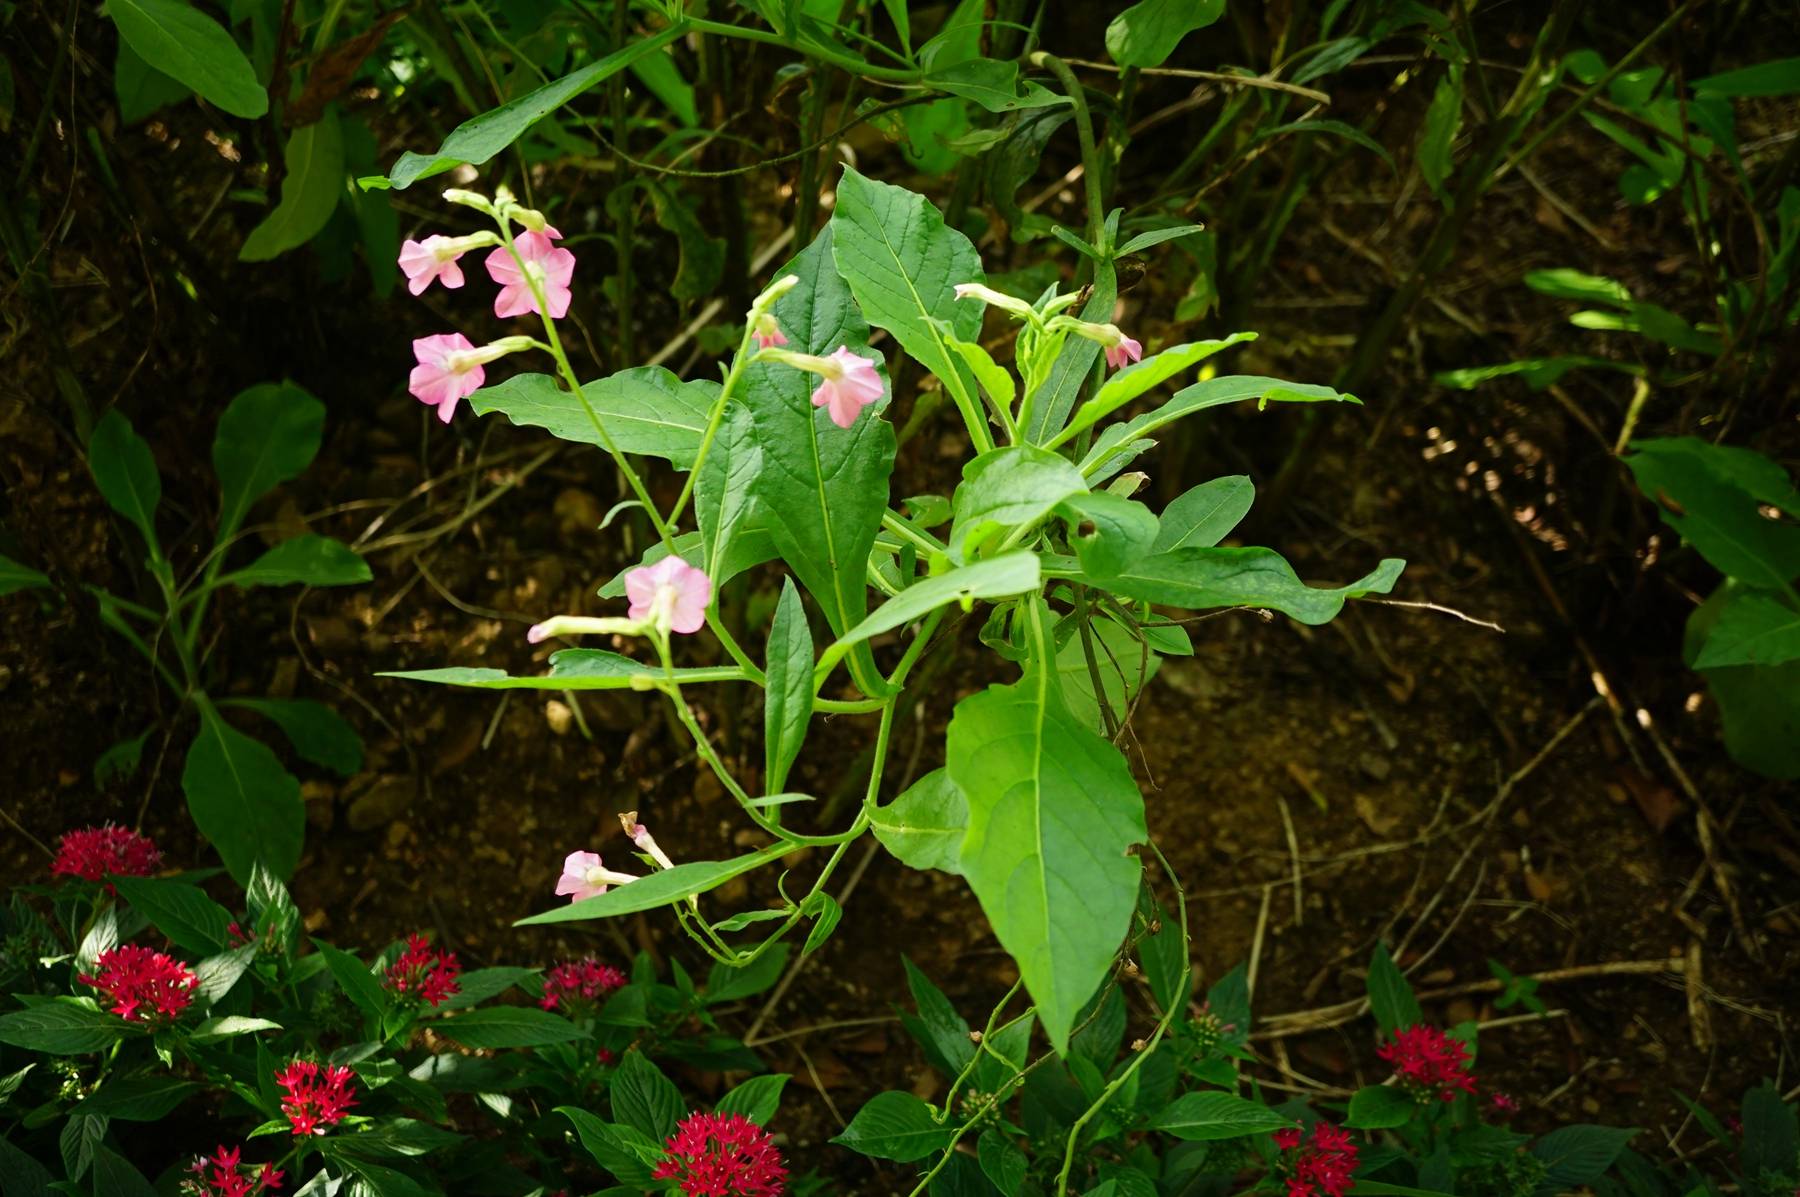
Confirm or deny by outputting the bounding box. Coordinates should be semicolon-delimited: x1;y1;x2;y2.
381;649;741;691
829;166;987;438
240;111;345;261
1055;334;1258;447
610;1051;683;1143
1058;491;1159;577
515;850;782;926
385;23;689;189
740;226;895;668
1148;1091;1290;1140
182;699;304;884
833;554;1042;653
695;401;761;578
558;1108;660;1187
0;1001;134;1054
1693;56;1800;98
947;598;1145;1052
763;579;813;794
471;369;717;469
1085;547;1404;626
1530;1126;1639;1191
214;382;326;543
1105;0;1227;68
110;876;232;955
950;446;1088;562
868;768;967;875
1081;375;1357;476
218;534;370;588
1692;589;1800;668
436;1008;588;1050
88;409;163;556
1624;437;1800;589
834;1091;956;1162
115;37;190;124
225;698;364;775
108;0;266;118
1154;476;1254;552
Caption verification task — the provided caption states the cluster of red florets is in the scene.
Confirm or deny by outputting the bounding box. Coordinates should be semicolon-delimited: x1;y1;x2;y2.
182;1145;283;1196
274;1059;358;1136
540;958;627;1011
652;1112;788;1197
383;933;461;1006
1377;1024;1478;1102
79;944;197;1023
1274;1121;1359;1197
51;824;162;884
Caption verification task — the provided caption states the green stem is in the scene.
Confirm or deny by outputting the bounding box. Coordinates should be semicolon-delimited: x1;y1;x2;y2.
1030;53;1107;249
667;321;759;531
654;634;751;805
685;17;921;82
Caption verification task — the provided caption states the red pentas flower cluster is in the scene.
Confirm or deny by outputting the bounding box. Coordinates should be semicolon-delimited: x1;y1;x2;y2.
1274;1121;1359;1197
1377;1024;1478;1102
181;1145;283;1196
653;1112;788;1197
275;1059;358;1136
79;944;197;1023
540;958;627;1012
383;933;461;1006
51;824;161;884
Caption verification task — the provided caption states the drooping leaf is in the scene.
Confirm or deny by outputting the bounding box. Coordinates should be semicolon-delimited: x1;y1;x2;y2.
869;768;967;875
1624;437;1800;589
218;534;370;589
516;851;782;926
108;0;266;118
1154;476;1254;552
1055;334;1258;447
950;446;1087;562
225;698;364;775
470;369;718;469
213;382;326;543
1105;0;1226;68
89;409;163;556
948;597;1146;1052
182;699;304;884
385;24;689;188
763;579;813;794
1080;374;1357;477
833;554;1042;654
834;1091;956;1162
1084;547;1404;626
241;111;345;261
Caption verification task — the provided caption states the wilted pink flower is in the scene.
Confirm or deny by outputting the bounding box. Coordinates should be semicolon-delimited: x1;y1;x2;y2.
1104;330;1143;369
620;811;676;870
752;314;787;350
487;230;575;319
809;346;883;429
624;556;713;635
555;850;641;904
408;333;484;421
398;235;469;295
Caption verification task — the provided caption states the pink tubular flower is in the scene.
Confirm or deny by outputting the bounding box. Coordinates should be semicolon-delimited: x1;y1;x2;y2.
52;824;161;884
486;230;575;319
624;556;713;635
1377;1024;1478;1103
653;1111;788;1197
79;945;197;1024
274;1060;358;1137
1277;1121;1359;1197
408;333;484;422
182;1145;283;1197
398;235;469;295
752;313;787;350
554;850;641;904
540;958;628;1012
809;346;883;429
383;933;461;1006
1104;333;1143;370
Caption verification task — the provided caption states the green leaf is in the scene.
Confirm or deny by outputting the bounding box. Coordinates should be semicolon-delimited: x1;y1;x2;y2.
1368;942;1422;1035
1080;374;1357;477
1568;303;1721;356
470;368;717;468
1154;477;1254;552
89;409;163;556
951;446;1088;561
188;1015;282;1041
1053;613;1160;733
1530;1125;1639;1190
948;597;1145;1052
1148;1091;1291;1140
1419;69;1462;201
107;0;266;118
1624;438;1800;588
516;851;780;926
1525;267;1633;304
313;939;387;1022
437;1007;588;1050
214;382;326;543
0;552;49;596
558;1107;661;1186
387;23;690;188
1024;262;1115;443
1432;356;1638;391
763;579;814;794
183;699;304;884
218;534;371;588
1692;590;1800;668
835;554;1042;653
1694;57;1800;97
240;111;344;261
381;648;741;691
1055;334;1259;447
76;1076;197;1121
645;180;726;301
0;1135;53;1195
1105;0;1226;68
928;58;1069;112
829;166;986;434
740;226;895;671
611;1050;684;1142
1346;1083;1417;1129
1086;548;1404;626
696;401;761;580
440;966;538;1009
834;1091;956;1162
1256;118;1397;174
61;1115;105;1183
802;893;842;955
899;957;975;1079
979;1129;1029;1195
192;944;257;1005
706;944;789;1003
948;334;1018;422
1116;223;1208;257
115;37;189;124
110;875;231;955
94;728;151;786
1058;492;1159;577
1139;897;1188;1013
1740;1082;1798;1183
225;697;363;775
869;768;968;876
0;1000;132;1054
715;1074;789;1126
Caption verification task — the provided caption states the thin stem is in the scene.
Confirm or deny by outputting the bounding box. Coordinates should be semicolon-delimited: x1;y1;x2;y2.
684;17;921;83
1030;53;1106;249
667;320;759;530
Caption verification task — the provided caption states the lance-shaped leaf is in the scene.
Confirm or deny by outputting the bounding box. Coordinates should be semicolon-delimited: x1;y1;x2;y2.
1105;0;1226;68
223;698;364;776
829;167;987;440
950;446;1087;562
89;410;163;556
739;226;895;697
1085;547;1404;626
516;849;785;925
240;111;345;261
763;579;814;793
214;382;326;543
827;554;1041;664
1081;374;1357;476
182;699;304;884
947;597;1146;1052
0;553;50;596
1023;261;1115;443
471;369;717;469
1154;476;1254;552
108;0;266;118
381;649;742;691
217;534;370;589
1052;333;1257;448
695;401;761;578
